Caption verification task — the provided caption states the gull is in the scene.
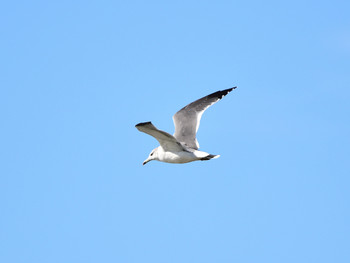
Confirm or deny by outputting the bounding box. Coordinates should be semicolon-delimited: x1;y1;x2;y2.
135;87;236;165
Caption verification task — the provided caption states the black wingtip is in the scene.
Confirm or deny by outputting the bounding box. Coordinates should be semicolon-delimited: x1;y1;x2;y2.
135;121;152;127
210;87;237;100
200;154;220;161
226;86;237;92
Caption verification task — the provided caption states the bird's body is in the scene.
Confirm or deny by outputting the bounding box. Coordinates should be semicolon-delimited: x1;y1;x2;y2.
135;87;236;165
149;145;218;164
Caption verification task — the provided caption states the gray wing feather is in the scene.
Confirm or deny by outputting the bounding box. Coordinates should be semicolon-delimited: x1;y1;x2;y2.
135;122;184;151
173;87;236;149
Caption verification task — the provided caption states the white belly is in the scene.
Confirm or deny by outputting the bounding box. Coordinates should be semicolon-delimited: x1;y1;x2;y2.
157;148;210;164
159;151;196;163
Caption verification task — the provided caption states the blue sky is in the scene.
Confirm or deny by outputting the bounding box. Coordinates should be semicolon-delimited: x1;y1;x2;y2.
1;1;349;262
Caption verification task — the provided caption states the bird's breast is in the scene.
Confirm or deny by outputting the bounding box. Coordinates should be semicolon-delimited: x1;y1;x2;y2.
159;150;198;164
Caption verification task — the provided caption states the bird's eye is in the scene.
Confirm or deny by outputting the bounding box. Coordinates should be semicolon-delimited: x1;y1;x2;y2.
150;152;153;156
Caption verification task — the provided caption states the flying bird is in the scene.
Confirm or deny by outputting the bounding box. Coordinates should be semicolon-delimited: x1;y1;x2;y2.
135;87;236;165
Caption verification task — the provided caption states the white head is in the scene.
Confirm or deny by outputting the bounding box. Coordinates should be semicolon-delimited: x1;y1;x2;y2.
143;147;159;165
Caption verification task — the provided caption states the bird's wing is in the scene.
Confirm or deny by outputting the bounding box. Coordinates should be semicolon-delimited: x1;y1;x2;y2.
172;87;236;149
135;122;184;152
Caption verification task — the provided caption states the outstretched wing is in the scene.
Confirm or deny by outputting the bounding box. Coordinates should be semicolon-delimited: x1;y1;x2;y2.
173;87;236;149
135;122;184;152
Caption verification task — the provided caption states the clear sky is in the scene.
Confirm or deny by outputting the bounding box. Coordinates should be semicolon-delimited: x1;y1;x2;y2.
1;1;350;262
